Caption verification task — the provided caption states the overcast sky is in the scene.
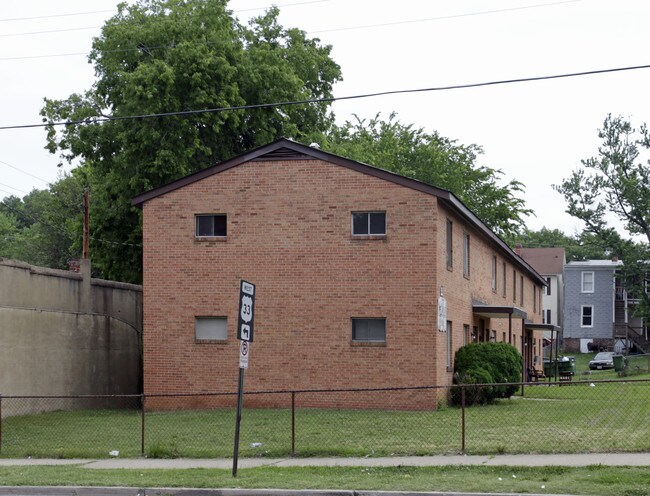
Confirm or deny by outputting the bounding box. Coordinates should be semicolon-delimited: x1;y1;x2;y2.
2;0;650;237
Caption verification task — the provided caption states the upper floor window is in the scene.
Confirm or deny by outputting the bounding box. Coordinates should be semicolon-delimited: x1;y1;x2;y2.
520;275;524;305
446;220;453;270
533;285;537;312
502;262;507;297
513;270;517;303
462;233;470;277
352;212;386;235
352;318;386;342
196;214;227;237
545;277;552;295
582;271;594;293
491;255;497;291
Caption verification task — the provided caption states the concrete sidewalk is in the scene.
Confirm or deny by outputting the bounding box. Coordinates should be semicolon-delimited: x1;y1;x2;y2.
1;452;650;469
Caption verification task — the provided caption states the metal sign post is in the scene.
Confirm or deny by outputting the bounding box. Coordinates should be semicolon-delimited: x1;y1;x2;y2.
233;280;255;478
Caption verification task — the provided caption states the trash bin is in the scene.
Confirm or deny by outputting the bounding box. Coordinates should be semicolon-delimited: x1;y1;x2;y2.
558;356;576;376
613;354;625;372
543;359;554;377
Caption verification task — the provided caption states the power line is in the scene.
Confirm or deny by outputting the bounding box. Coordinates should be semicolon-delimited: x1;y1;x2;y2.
0;0;330;23
2;63;649;131
0;159;51;183
0;9;115;23
0;0;332;39
311;0;584;34
0;182;28;194
0;0;578;56
0;25;101;38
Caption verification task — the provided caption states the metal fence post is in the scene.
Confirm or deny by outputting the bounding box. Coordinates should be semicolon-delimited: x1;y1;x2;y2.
141;394;146;456
291;391;296;456
461;386;466;454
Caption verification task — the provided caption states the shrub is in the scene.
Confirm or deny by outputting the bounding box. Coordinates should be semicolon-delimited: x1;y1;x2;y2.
450;342;522;406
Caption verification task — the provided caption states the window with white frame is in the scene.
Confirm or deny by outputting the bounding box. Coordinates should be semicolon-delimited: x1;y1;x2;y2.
352;318;386;342
581;306;593;327
582;271;594;293
196;214;227;237
543;309;551;324
195;317;227;341
352;212;386;235
502;262;506;297
491;255;497;291
545;277;552;295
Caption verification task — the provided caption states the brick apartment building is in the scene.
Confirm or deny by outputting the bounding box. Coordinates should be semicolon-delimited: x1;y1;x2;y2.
133;139;546;409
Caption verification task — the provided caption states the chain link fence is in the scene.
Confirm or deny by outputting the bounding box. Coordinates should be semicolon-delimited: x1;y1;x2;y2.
1;379;649;458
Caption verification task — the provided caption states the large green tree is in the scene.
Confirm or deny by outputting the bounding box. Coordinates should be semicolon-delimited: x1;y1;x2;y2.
555;114;650;321
41;0;342;283
0;174;85;269
320;114;532;237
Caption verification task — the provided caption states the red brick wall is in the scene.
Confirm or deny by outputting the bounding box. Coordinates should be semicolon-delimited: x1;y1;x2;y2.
142;157;543;409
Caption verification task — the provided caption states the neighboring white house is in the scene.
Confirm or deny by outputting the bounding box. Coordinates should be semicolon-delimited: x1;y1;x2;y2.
516;246;565;357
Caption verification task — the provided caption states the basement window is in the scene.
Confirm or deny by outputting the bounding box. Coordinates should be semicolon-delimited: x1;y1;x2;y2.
195;317;227;341
352;318;386;342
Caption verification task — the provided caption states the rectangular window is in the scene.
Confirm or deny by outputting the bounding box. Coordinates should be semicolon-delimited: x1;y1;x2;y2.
352;212;386;235
502;262;507;297
520;275;524;305
446;220;453;270
543;309;551;324
582;271;594;293
462;233;470;277
352;318;386;342
196;214;227;237
581;306;593;327
446;320;453;369
195;317;227;341
463;324;470;346
513;270;517;303
533;285;537;312
491;255;497;291
545;277;552;295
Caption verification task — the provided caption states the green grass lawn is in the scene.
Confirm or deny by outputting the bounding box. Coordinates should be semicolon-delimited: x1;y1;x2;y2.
2;355;649;459
1;464;649;496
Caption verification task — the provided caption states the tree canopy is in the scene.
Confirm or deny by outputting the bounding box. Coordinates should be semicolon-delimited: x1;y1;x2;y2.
31;0;535;283
555;114;650;321
41;0;342;283
321;114;532;238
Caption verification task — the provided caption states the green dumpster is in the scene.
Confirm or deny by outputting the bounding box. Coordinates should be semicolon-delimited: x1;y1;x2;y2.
613;354;625;372
558;356;576;376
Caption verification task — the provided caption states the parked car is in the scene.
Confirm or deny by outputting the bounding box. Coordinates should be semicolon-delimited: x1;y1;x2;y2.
589;352;615;370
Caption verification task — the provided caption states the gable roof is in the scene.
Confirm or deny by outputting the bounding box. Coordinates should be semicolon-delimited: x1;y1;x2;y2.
132;138;546;286
517;247;566;275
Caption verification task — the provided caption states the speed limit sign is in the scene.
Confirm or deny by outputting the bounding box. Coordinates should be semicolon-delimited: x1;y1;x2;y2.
237;280;255;342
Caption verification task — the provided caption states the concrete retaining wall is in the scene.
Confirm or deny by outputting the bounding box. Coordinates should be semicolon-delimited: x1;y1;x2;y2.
0;258;142;416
